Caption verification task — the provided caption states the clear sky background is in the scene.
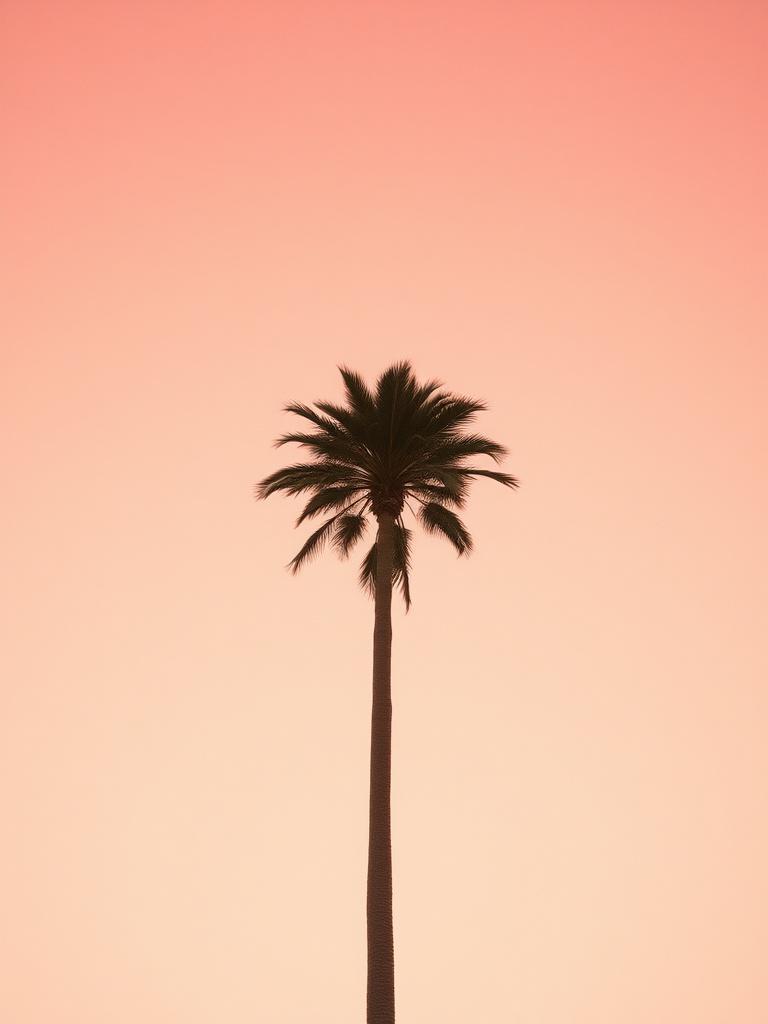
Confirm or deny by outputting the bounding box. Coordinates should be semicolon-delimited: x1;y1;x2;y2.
2;2;767;1021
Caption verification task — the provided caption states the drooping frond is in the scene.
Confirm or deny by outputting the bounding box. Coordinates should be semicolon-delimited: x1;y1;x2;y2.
417;502;473;555
414;466;467;498
286;515;340;574
296;487;364;525
393;519;413;611
457;467;519;488
256;461;356;499
359;542;378;598
332;512;369;558
409;482;468;508
355;521;412;610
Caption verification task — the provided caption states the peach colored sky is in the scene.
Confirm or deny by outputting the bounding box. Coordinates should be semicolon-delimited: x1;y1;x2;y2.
2;2;767;1021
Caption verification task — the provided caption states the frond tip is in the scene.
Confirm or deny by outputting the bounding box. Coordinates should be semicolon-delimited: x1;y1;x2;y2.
332;512;368;558
286;516;338;574
359;542;377;598
417;502;473;555
356;521;412;610
393;519;413;611
296;487;363;525
458;467;519;488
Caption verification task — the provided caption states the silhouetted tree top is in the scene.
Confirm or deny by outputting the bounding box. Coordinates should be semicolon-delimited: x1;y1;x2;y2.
256;360;518;609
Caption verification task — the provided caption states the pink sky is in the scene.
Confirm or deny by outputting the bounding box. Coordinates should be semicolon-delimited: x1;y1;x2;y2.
2;2;767;1021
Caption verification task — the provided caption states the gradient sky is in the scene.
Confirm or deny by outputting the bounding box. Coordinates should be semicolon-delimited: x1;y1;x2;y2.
2;2;767;1022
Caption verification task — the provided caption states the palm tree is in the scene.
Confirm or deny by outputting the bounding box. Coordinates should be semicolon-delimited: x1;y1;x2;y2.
256;361;517;1024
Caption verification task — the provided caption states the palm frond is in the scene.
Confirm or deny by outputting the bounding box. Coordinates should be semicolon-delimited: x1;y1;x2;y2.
359;542;378;598
274;431;368;466
357;522;412;609
421;396;488;435
417;502;473;555
374;361;420;457
332;512;369;558
417;467;466;496
458;467;519;488
356;520;411;606
296;487;364;525
256;461;356;499
314;400;359;431
393;519;413;611
287;515;339;574
409;482;467;508
313;401;379;458
283;402;342;437
423;432;508;465
338;365;377;419
413;377;444;402
375;360;415;409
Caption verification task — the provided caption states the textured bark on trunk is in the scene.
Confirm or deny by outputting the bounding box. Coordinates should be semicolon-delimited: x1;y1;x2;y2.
367;511;396;1024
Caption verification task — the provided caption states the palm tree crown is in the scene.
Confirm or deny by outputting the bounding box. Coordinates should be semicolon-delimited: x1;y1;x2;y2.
256;360;518;609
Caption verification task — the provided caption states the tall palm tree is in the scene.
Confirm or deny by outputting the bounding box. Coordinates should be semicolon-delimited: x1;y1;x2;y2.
256;361;517;1024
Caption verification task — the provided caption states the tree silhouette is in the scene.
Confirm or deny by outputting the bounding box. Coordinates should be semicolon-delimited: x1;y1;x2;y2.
257;361;517;1023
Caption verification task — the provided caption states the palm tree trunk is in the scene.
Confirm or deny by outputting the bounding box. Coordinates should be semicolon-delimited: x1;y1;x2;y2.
367;510;396;1024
